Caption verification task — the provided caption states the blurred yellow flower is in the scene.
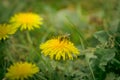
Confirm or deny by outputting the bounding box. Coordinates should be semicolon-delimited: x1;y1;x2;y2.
10;12;43;31
40;36;79;60
0;24;17;40
5;62;39;80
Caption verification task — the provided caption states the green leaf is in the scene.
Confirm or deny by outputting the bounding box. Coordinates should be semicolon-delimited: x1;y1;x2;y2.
95;48;115;71
85;50;97;62
105;72;120;80
94;31;109;43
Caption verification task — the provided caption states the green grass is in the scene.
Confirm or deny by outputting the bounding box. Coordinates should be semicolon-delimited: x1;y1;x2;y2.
0;0;120;80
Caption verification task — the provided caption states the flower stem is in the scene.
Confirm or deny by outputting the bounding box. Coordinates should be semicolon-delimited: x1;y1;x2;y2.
26;31;53;71
26;31;33;45
87;60;96;80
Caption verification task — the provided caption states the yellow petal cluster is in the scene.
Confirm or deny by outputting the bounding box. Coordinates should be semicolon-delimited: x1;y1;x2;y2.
5;62;39;80
40;37;79;60
10;12;43;31
0;24;17;40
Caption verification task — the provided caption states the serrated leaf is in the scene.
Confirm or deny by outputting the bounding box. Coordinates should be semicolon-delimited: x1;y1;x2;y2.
95;48;115;71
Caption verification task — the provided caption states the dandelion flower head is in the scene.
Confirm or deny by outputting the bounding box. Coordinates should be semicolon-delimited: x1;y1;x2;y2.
0;24;17;40
40;36;79;60
5;62;39;80
10;12;43;31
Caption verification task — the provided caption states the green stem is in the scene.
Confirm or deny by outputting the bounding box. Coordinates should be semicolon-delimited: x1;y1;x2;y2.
26;31;53;71
112;58;120;65
26;31;33;45
66;16;88;48
87;60;96;80
79;36;85;49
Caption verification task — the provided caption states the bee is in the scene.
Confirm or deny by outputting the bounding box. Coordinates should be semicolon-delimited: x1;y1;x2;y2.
59;33;70;41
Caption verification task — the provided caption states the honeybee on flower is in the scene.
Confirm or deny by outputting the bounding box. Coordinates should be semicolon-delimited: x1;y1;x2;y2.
40;34;79;60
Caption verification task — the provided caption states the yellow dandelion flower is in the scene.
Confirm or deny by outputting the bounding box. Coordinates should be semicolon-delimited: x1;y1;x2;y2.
0;24;17;40
10;12;43;31
5;62;39;80
40;36;79;60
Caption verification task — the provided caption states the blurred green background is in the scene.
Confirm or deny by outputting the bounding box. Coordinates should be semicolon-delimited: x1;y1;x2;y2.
0;0;120;80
